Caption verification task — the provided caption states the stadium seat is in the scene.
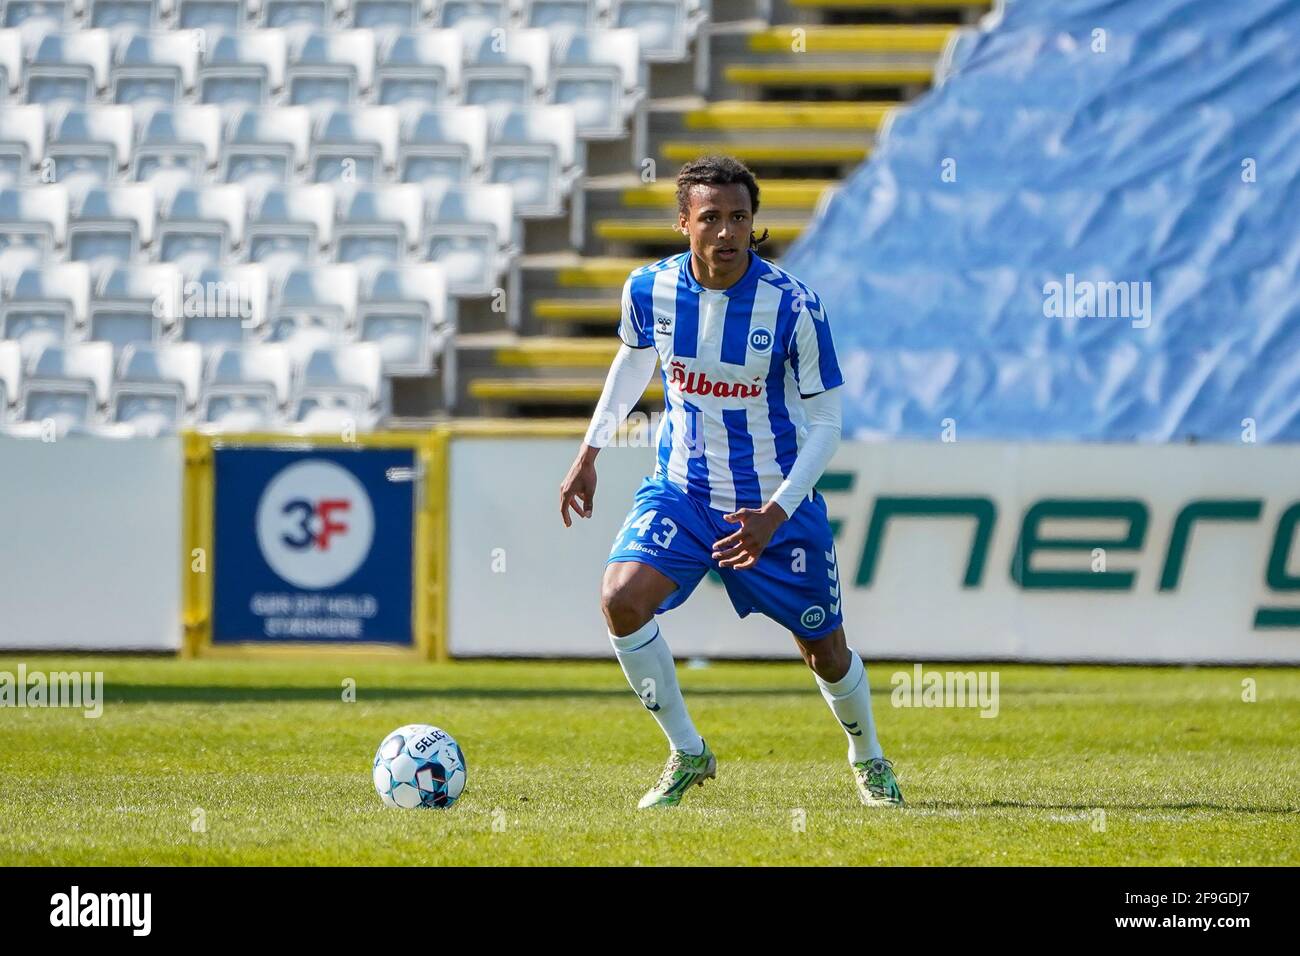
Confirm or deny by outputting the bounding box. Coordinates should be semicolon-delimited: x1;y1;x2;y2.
66;182;155;266
0;185;68;273
286;29;375;109
266;263;357;360
347;0;420;32
422;180;515;298
521;0;599;34
0;27;23;98
132;104;222;192
0;105;47;188
46;105;134;189
198;341;291;429
199;29;286;107
261;0;329;33
609;0;702;63
89;262;182;349
0;262;91;359
2;0;71;48
176;262;269;344
26;30;113;105
374;29;461;109
398;104;486;189
111;31;202;106
0;338;20;418
109;340;202;432
550;29;643;141
221;105;311;187
334;183;422;266
291;341;383;430
485;103;581;219
356;262;450;378
462;27;551;109
245;182;334;269
89;0;162;37
18;340;113;428
309;105;399;183
176;0;250;35
434;0;505;32
157;183;247;270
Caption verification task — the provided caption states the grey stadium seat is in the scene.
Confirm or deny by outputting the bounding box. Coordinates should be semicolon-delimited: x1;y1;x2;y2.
198;340;291;430
422;180;516;298
132;104;222;192
221;105;311;187
310;105;399;183
462;28;551;110
109;340;202;433
434;0;506;32
375;29;461;109
89;0;162;37
286;29;375;110
486;104;582;221
521;0;599;34
261;0;329;32
157;183;247;271
89;262;183;350
357;262;453;384
266;263;357;361
610;0;705;63
200;29;286;108
334;183;422;266
176;0;250;35
398;105;486;189
0;185;69;273
551;29;644;142
0;27;23;98
245;183;334;269
67;182;156;267
1;262;91;359
291;342;384;432
19;340;113;429
26;30;113;105
112;31;203;106
176;263;269;344
2;0;71;48
0;338;20;420
347;0;421;32
0;105;47;188
46;105;134;189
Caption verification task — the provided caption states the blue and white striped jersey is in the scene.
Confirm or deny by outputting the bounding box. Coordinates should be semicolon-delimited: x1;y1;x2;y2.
618;249;844;514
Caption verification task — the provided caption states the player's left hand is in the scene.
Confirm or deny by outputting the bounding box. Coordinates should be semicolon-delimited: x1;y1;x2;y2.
712;503;788;570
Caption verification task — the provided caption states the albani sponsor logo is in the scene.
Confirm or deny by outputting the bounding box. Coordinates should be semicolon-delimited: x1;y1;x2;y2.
668;361;763;399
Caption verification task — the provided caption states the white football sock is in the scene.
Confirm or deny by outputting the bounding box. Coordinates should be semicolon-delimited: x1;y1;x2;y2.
814;654;884;764
609;619;704;755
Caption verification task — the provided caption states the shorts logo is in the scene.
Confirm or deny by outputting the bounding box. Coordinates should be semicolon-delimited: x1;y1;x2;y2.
800;605;827;630
748;326;774;353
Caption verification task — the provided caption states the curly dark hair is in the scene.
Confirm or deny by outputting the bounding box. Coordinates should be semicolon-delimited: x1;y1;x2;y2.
675;155;770;248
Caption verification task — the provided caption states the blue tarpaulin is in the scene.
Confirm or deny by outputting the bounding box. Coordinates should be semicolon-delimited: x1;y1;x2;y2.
783;0;1300;441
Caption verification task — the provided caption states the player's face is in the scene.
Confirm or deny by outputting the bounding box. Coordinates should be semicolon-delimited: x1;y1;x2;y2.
679;183;753;276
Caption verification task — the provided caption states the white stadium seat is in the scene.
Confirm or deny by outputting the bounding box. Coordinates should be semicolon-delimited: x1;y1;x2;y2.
348;0;421;32
109;339;201;432
89;262;182;349
221;105;311;187
462;27;551;110
287;28;375;109
334;183;421;266
176;0;251;35
521;0;599;35
375;29;461;108
291;341;383;431
261;0;328;34
610;0;703;63
198;340;291;428
112;31;203;106
2;1;72;48
434;0;506;32
357;262;451;382
26;30;113;105
66;182;155;266
0;337;21;418
551;28;644;141
19;340;113;428
0;262;90;358
486;103;581;219
0;104;47;188
422;179;515;297
398;104;486;188
132;104;222;191
0;27;24;97
0;185;69;273
157;182;246;270
176;262;269;344
266;262;356;359
90;0;163;38
310;105;398;183
46;104;134;189
245;182;334;269
200;29;286;108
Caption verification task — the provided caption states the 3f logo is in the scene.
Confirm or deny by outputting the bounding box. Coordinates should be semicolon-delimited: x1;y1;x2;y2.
280;498;351;551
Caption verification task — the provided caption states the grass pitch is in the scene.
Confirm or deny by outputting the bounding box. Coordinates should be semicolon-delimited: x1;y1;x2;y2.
1;656;1297;866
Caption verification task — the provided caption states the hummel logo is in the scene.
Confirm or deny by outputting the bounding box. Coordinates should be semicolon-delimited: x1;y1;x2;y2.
840;719;863;737
654;312;672;335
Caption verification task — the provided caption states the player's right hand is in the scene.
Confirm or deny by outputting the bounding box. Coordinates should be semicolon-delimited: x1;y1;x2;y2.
560;449;598;527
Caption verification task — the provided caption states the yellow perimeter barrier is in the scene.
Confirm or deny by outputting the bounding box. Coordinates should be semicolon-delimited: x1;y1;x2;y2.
181;421;586;662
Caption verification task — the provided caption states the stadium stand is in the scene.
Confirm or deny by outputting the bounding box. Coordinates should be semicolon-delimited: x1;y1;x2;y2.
0;0;984;433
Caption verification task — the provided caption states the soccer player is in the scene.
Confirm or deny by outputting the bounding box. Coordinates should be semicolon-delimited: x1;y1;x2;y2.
559;156;903;809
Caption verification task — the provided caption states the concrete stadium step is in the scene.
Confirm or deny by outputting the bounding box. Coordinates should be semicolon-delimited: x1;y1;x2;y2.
747;24;955;53
681;101;894;132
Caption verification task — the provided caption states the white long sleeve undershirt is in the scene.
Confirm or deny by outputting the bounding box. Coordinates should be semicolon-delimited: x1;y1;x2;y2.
582;344;843;518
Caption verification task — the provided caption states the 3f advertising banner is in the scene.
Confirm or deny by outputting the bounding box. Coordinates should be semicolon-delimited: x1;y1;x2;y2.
213;447;415;645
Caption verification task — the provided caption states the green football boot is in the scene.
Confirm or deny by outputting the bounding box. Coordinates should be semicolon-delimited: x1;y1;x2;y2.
637;741;717;809
853;757;905;807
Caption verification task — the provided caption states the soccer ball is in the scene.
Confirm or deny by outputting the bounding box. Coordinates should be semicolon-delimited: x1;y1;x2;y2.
372;724;467;809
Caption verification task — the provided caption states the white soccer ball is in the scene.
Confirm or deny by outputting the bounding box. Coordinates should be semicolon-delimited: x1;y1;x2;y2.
372;724;467;810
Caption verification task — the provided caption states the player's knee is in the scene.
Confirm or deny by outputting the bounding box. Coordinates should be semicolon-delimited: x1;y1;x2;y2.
601;579;653;634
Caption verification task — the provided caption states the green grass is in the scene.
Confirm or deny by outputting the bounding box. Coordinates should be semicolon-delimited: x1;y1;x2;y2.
2;656;1298;865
